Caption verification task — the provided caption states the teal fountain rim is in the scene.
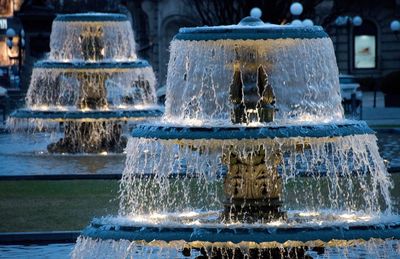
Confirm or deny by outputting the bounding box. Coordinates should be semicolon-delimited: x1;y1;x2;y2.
34;59;151;70
82;219;400;243
131;121;374;140
175;16;328;41
54;12;128;22
10;108;163;121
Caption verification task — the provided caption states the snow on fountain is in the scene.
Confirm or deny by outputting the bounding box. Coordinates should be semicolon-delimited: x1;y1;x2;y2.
8;13;162;153
74;12;400;258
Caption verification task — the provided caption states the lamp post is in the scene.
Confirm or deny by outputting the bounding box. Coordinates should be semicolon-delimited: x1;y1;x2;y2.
6;27;24;88
335;15;363;74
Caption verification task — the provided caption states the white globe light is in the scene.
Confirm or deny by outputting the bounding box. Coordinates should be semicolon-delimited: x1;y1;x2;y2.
352;16;362;26
6;28;16;38
250;7;262;19
290;2;303;16
21;39;25;48
390;20;400;32
291;19;303;26
302;19;314;27
20;29;25;38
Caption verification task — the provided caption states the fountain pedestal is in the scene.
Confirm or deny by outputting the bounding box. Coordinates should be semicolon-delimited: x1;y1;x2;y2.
223;148;285;222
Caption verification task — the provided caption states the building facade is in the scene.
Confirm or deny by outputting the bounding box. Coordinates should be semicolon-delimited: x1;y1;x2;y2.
3;0;400;93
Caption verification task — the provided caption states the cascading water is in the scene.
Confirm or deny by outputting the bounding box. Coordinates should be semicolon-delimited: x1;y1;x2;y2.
73;13;400;258
7;13;162;153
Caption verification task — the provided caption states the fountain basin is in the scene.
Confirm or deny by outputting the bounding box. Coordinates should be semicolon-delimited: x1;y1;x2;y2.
11;108;163;121
131;120;373;140
82;213;400;243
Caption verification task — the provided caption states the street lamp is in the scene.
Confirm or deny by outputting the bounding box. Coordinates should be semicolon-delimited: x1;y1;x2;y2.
290;2;303;16
5;27;24;86
390;20;400;38
334;15;363;74
289;2;314;27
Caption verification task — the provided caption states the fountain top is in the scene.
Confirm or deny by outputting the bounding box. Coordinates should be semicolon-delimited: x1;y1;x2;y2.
175;16;327;41
55;12;128;22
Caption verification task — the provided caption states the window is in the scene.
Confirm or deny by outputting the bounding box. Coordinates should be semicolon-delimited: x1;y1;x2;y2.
354;35;376;68
353;20;378;69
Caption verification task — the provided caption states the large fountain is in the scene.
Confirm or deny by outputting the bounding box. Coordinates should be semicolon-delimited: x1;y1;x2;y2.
74;13;400;258
8;13;162;153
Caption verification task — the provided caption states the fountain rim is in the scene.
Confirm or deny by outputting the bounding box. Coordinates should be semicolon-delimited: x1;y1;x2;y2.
34;60;151;70
82;220;400;243
175;25;328;41
131;121;374;140
10;108;163;121
54;12;128;22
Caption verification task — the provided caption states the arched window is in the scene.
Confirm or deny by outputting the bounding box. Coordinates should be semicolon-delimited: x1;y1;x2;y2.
353;20;378;69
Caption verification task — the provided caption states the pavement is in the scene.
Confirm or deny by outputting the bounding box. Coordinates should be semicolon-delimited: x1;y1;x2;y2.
0;91;399;129
359;92;400;127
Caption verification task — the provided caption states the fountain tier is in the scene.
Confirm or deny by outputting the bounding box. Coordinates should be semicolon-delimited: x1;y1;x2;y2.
50;13;137;61
164;21;343;124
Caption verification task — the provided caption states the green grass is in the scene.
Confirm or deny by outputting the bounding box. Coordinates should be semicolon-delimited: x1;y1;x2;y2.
0;180;119;232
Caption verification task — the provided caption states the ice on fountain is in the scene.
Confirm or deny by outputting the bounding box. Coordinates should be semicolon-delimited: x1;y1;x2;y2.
119;134;392;216
164;37;343;125
49;14;137;61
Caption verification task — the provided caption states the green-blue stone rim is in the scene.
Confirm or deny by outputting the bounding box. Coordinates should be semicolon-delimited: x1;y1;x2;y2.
34;59;150;69
175;25;328;41
131;121;374;140
54;13;128;22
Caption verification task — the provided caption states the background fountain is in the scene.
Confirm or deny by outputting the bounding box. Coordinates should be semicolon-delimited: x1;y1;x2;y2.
74;13;400;258
7;13;162;153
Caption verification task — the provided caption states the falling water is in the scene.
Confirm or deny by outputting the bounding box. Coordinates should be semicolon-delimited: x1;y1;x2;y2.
49;14;137;61
164;38;343;124
119;134;392;216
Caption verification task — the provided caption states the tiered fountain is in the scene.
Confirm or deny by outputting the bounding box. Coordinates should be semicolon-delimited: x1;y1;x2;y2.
74;13;400;258
8;13;162;153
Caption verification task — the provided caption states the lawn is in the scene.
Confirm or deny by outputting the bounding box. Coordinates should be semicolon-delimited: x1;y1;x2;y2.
0;180;119;232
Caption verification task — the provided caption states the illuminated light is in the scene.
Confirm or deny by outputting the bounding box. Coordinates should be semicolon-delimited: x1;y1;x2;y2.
178;211;199;218
290;2;303;16
299;211;320;217
100;151;108;155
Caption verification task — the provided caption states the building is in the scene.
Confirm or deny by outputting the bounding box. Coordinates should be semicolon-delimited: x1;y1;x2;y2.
0;0;24;96
3;0;400;105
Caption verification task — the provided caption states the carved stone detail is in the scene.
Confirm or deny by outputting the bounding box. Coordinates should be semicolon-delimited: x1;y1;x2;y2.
222;147;285;222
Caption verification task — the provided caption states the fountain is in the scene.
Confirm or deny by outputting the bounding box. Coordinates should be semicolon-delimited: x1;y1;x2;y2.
74;13;400;257
7;13;162;153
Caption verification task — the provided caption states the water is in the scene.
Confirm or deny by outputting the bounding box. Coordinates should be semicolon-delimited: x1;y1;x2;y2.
0;243;73;259
165;38;343;124
2;239;399;258
0;133;124;175
119;133;392;215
